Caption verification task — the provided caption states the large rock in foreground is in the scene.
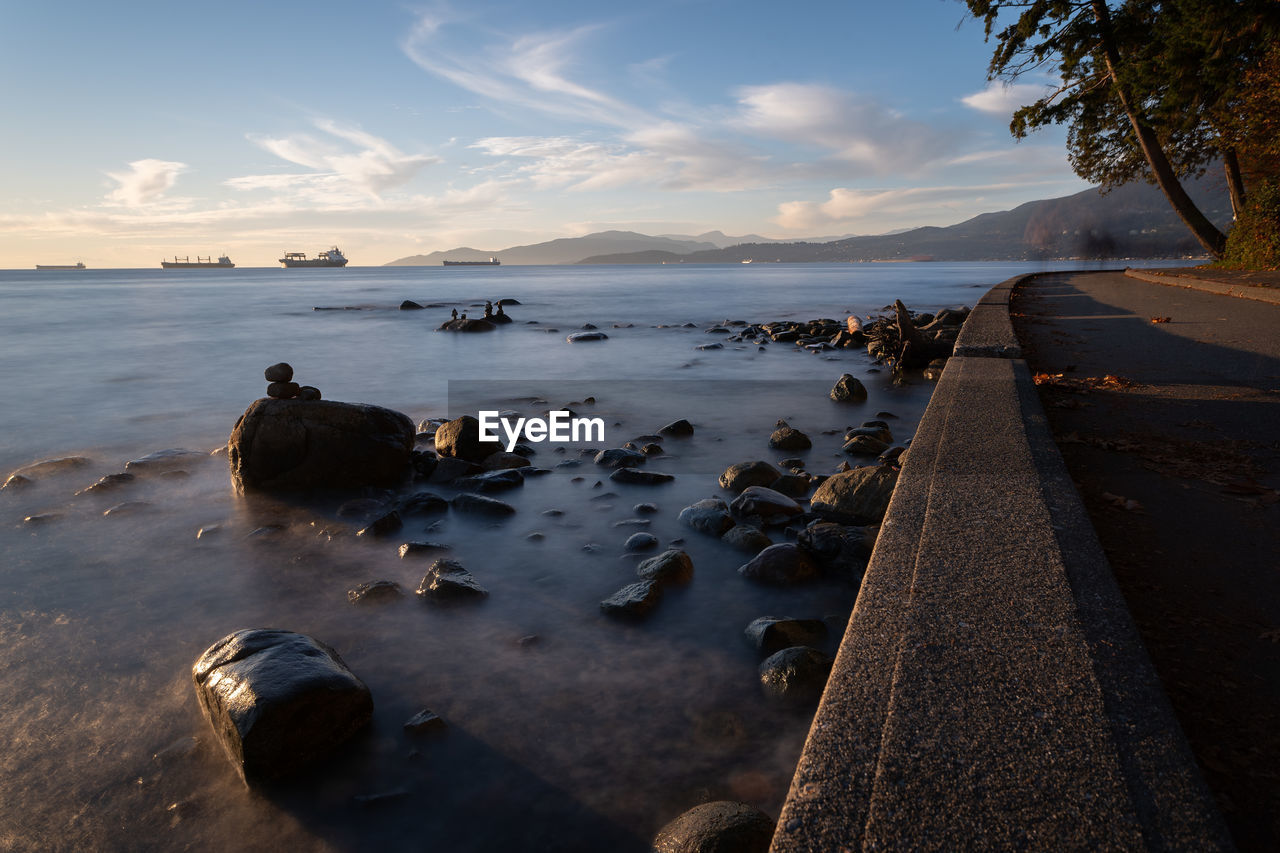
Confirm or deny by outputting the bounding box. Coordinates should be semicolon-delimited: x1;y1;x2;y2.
228;398;414;493
652;800;775;853
192;628;373;783
809;463;898;522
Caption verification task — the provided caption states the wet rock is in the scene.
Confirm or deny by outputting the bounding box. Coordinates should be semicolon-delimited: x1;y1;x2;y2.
729;486;802;522
416;559;488;601
481;451;531;471
829;373;868;402
797;522;874;578
770;473;811;499
228;399;414;493
695;342;723;351
2;473;33;490
403;709;446;734
428;457;483;483
267;381;300;400
678;498;734;536
652;801;775;853
125;448;208;473
450;493;516;516
434;415;499;464
768;423;811;451
191;629;373;783
613;518;652;528
624;532;659;551
635;549;694;584
438;318;497;332
566;331;608;343
845;422;893;443
398;541;452;559
610;468;674;485
453;469;524;493
718;460;781;493
264;363;293;383
600;580;662;618
738;543;818;584
347;580;404;604
397;491;449;516
842;434;890;456
399;300;425;310
23;513;62;526
103;500;153;517
745;617;828;656
11;456;91;479
595;448;647;468
633;502;660;514
809;464;898;522
722;525;773;553
75;472;136;495
297;386;322;401
356;510;402;538
759;646;833;703
658;419;695;437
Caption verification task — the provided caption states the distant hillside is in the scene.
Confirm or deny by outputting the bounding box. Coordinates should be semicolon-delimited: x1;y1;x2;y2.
385;230;720;266
579;177;1231;264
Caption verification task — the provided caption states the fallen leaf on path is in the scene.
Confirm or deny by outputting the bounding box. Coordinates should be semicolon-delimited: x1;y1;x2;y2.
1150;316;1172;324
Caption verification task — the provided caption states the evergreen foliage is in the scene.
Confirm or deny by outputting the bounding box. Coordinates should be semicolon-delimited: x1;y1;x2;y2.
1220;180;1280;270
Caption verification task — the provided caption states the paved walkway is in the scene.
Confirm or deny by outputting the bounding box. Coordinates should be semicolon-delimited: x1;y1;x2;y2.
1012;271;1280;851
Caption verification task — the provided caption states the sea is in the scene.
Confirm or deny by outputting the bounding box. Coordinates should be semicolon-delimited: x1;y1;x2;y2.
0;260;1185;851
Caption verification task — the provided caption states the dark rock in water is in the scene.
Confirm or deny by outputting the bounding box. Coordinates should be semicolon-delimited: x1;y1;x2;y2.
12;456;91;479
738;543;819;584
718;460;781;493
488;313;513;324
768;423;812;451
2;473;34;490
595;447;647;468
759;646;833;702
437;318;497;332
403;709;446;734
75;472;136;495
722;524;772;553
23;513;62;526
745;617;828;656
410;450;438;479
451;492;516;516
399;300;425;310
829;373;868;402
347;580;404;604
103;500;153;517
842;434;890;456
845;423;893;443
511;443;537;458
797;521;874;580
453;468;524;493
191;628;373;783
658;419;694;437
268;381;300;400
356;510;402;538
636;549;694;584
434;415;499;463
633;502;660;514
695;342;723;351
678;498;734;536
610;467;674;485
297;386;322;401
730;486;802;522
264;363;293;383
651;801;775;853
641;443;663;456
398;541;452;559
228;399;414;494
125;448;208;473
496;298;521;306
566;331;609;343
600;579;662;618
624;531;659;551
336;496;392;518
416;559;488;601
397;491;449;516
428;456;483;483
770;473;811;498
581;323;599;330
809;464;898;522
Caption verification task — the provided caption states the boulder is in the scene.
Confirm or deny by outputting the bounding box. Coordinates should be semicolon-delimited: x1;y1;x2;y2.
842;435;891;456
722;525;772;553
191;629;373;783
397;491;449;516
809;464;898;522
678;498;734;536
227;399;414;494
566;331;608;342
264;363;293;382
738;543;819;585
399;300;425;310
729;486;802;522
595;448;647;468
718;460;782;493
347;580;404;604
450;493;517;516
759;646;834;703
416;559;488;601
453;469;525;493
600;580;662;618
624;532;659;551
610;468;674;485
635;549;694;584
797;522;874;578
658;419;695;437
267;381;300;400
652;801;775;853
434;415;499;463
768;423;811;451
438;318;497;332
829;373;868;402
481;451;532;471
125;448;209;473
770;473;811;498
428;457;483;483
745;617;828;656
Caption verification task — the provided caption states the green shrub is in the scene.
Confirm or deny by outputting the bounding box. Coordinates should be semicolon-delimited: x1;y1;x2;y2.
1219;180;1280;270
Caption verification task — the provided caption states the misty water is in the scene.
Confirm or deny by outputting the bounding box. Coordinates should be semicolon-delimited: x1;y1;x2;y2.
0;261;1174;851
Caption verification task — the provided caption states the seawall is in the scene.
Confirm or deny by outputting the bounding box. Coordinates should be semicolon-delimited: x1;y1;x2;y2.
768;274;1231;851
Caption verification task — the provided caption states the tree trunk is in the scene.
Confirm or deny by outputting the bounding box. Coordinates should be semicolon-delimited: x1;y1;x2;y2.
1223;147;1248;220
1090;1;1228;258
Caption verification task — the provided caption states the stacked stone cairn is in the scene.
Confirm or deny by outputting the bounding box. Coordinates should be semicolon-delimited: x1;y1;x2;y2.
264;362;321;401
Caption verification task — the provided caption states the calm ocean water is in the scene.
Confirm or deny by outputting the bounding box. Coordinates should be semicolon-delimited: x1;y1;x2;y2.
0;260;1182;851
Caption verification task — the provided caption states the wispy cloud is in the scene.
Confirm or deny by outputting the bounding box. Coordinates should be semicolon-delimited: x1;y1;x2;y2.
961;82;1053;115
773;181;1067;231
230;120;439;199
105;159;187;206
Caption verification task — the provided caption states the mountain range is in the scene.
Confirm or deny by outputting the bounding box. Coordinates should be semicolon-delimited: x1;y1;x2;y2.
385;176;1230;266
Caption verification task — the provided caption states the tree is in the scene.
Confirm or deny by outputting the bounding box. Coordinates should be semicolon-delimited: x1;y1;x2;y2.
965;0;1280;259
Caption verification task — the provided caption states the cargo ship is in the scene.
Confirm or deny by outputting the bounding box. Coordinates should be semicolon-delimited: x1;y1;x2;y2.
443;257;500;266
279;247;348;268
161;254;234;269
35;262;86;270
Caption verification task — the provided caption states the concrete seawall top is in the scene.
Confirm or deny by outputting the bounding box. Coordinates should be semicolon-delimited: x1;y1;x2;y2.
769;275;1230;851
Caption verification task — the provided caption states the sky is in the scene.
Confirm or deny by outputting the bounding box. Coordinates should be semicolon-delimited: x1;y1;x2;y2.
0;0;1091;267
